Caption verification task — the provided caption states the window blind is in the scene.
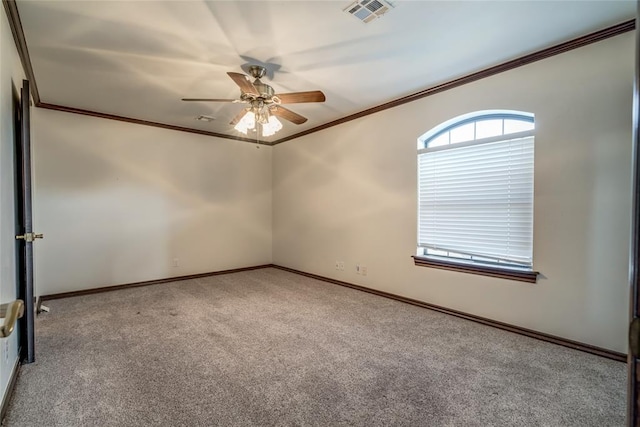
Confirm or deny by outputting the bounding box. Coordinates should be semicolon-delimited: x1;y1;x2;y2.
418;136;534;266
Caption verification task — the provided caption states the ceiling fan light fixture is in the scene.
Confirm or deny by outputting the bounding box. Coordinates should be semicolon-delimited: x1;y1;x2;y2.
256;108;270;125
234;110;256;134
262;116;283;137
184;65;325;138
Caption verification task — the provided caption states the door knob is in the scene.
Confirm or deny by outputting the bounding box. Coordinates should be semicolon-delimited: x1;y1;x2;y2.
15;232;43;242
0;300;24;338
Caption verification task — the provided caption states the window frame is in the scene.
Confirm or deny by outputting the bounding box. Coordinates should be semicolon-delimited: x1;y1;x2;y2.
419;112;535;149
415;111;539;283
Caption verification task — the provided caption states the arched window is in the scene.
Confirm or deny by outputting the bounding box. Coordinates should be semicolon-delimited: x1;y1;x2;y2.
416;110;535;273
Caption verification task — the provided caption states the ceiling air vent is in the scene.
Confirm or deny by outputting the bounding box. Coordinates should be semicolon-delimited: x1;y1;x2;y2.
344;0;394;23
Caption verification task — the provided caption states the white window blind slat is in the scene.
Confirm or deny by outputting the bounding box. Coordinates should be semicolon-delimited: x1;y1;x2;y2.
418;136;534;267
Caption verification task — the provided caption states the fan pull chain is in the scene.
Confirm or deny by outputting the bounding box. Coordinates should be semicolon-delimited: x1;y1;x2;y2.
256;126;260;149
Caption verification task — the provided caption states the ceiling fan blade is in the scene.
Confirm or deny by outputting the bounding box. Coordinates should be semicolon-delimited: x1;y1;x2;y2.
227;72;259;97
230;109;249;126
276;91;326;104
181;98;237;102
270;106;307;124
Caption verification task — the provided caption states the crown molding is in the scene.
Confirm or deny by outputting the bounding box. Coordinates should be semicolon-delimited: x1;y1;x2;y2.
37;103;265;145
2;0;40;104
272;19;635;145
3;0;634;145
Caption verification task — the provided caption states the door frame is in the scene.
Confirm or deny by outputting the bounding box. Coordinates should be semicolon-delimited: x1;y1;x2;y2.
13;80;35;364
630;4;640;426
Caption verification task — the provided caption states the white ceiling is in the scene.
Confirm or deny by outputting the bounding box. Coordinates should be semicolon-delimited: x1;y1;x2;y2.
16;0;635;142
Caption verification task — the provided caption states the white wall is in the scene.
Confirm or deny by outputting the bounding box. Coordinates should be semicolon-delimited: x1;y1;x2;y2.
273;32;634;353
32;109;272;295
0;6;26;411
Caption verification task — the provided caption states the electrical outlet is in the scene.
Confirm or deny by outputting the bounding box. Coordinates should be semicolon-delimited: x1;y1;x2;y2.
337;261;345;271
172;258;179;268
335;261;340;270
361;266;368;276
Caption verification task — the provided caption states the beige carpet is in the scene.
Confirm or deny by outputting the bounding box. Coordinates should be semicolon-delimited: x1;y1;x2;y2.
3;268;626;426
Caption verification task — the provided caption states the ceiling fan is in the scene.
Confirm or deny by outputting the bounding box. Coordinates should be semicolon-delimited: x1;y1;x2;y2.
182;65;326;137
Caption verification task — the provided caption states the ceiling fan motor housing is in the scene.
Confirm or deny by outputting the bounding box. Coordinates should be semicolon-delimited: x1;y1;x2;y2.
253;81;275;100
248;65;267;79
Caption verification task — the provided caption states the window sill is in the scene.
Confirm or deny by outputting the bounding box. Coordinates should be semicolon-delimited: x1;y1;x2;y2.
412;256;538;283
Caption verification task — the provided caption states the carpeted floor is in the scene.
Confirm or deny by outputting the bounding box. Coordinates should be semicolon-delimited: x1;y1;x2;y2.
3;268;626;426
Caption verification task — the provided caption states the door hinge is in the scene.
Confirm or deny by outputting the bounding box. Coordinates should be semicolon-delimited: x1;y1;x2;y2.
630;317;640;357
